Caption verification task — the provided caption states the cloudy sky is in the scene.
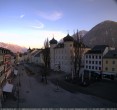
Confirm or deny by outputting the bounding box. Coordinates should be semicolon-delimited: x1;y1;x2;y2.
0;0;117;48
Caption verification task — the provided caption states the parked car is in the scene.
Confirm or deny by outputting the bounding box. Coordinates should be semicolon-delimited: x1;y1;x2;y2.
102;74;115;80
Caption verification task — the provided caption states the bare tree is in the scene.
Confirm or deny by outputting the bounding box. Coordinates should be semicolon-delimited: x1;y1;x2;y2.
41;38;50;83
73;30;85;78
43;38;50;68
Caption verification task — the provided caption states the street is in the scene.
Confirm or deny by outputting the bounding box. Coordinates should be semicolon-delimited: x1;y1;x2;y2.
2;64;117;108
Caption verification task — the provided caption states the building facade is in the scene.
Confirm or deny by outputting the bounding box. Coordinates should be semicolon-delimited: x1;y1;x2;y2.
0;47;13;107
34;51;44;66
84;45;110;74
50;34;90;74
103;50;117;76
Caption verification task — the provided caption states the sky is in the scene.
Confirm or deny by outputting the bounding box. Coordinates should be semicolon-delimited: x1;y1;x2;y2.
0;0;117;48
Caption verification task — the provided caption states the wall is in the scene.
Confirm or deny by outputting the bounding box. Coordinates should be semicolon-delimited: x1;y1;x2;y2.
103;58;117;73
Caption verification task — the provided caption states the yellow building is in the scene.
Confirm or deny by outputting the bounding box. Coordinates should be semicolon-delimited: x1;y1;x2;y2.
103;50;117;75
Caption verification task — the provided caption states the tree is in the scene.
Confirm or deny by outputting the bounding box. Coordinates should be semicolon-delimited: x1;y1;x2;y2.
73;30;85;78
41;38;50;83
43;38;50;68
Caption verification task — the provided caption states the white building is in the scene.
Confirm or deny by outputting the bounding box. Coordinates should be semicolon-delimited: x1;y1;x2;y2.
31;49;44;66
84;45;112;74
33;51;44;66
50;34;90;74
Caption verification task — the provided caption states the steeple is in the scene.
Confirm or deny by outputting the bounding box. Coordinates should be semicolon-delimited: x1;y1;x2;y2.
63;33;74;42
28;47;31;50
49;37;57;44
27;46;31;52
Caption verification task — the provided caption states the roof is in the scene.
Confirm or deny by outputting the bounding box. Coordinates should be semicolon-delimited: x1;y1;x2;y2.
63;34;74;42
103;50;117;59
86;45;109;54
30;49;38;55
0;47;12;54
34;52;40;57
54;43;64;49
92;45;109;50
86;50;103;54
49;38;57;44
23;52;27;55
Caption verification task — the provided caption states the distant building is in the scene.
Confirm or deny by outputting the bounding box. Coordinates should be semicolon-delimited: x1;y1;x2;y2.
33;51;44;66
22;48;45;66
103;50;117;76
50;34;90;74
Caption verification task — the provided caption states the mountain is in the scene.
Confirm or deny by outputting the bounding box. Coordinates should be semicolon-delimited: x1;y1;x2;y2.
79;30;88;37
73;30;88;40
0;42;27;53
83;20;117;49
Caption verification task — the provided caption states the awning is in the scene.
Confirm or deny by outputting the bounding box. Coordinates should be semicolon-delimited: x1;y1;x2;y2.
103;72;117;76
3;82;13;93
14;69;18;75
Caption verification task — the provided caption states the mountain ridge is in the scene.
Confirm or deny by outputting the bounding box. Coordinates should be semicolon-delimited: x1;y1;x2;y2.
83;20;117;49
0;42;27;53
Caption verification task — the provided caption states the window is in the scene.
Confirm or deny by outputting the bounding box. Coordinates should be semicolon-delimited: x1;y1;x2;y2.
106;61;108;64
95;66;97;70
99;61;101;65
89;61;91;64
96;61;98;64
105;67;108;71
86;55;88;58
89;66;91;69
89;55;91;58
112;61;115;64
86;66;88;68
92;56;94;59
86;60;88;64
92;61;94;64
96;56;98;59
92;66;94;69
99;67;101;70
112;68;115;71
99;56;101;59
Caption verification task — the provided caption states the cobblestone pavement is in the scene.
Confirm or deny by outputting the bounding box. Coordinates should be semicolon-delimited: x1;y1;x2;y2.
2;64;117;108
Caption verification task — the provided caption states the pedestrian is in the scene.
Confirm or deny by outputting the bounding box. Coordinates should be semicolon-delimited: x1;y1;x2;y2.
3;92;6;101
41;74;44;82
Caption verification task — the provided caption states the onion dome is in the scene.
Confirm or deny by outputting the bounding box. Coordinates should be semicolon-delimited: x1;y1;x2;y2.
63;34;74;42
49;38;57;44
